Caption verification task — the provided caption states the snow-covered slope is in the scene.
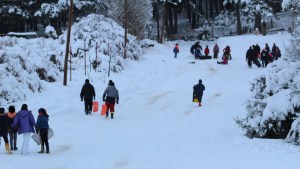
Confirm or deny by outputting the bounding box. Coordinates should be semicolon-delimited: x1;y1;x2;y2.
1;32;300;169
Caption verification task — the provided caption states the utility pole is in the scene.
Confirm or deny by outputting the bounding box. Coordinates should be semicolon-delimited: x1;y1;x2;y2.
63;0;73;86
124;0;128;59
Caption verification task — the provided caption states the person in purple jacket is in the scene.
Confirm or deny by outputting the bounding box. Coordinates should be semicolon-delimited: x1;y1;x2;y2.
11;104;36;155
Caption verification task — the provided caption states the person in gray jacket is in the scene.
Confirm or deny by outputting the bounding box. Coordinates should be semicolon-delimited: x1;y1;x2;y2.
103;80;119;119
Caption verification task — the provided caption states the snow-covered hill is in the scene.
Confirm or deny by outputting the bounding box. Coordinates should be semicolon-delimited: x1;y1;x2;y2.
1;30;300;169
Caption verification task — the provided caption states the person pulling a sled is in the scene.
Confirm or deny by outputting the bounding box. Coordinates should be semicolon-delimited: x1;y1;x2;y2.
103;80;119;119
80;79;96;115
193;79;205;107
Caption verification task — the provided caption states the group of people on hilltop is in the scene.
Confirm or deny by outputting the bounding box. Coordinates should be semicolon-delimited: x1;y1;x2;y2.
246;43;281;68
0;104;50;155
80;79;119;119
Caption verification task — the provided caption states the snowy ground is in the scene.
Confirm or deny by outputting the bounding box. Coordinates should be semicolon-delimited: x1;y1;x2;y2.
1;32;300;169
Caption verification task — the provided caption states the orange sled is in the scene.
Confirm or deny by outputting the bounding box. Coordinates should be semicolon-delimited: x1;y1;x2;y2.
100;104;107;116
92;101;99;113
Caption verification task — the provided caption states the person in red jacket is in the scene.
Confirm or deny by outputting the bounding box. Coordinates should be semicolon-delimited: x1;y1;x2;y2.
204;45;209;56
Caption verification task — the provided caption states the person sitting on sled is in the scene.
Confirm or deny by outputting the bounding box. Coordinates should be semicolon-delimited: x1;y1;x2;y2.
217;55;228;65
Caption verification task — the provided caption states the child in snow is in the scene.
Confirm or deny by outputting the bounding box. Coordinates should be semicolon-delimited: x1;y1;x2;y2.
204;45;209;56
11;104;36;155
194;46;202;59
36;108;50;154
193;79;205;107
0;107;12;154
173;43;179;58
217;56;228;65
7;106;18;151
213;44;219;59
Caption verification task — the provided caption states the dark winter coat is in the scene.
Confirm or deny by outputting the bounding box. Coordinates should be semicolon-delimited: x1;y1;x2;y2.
246;48;254;61
274;49;281;60
265;44;270;53
36;114;49;130
190;42;202;54
80;82;95;100
103;85;119;104
261;50;268;61
173;45;179;53
193;80;205;98
11;110;36;135
272;44;277;55
0;114;9;136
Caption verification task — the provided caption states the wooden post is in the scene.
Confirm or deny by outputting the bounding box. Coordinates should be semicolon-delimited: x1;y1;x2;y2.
63;0;73;86
108;43;111;77
95;42;98;72
84;43;86;76
124;0;128;59
70;46;72;81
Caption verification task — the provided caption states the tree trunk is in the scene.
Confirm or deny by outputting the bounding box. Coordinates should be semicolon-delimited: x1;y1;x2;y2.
156;1;160;43
236;0;242;35
254;13;262;32
205;0;208;20
210;0;213;18
174;4;178;34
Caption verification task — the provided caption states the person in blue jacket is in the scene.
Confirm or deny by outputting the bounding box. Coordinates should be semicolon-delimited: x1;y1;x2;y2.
36;108;50;154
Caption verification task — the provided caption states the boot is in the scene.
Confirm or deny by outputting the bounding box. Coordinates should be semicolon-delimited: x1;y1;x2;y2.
38;145;44;154
198;102;202;107
5;143;12;154
105;111;109;118
111;112;114;119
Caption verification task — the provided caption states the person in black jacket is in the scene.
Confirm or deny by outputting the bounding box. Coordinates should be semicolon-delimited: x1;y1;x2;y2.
190;41;202;55
193;79;205;107
246;46;254;68
80;79;96;115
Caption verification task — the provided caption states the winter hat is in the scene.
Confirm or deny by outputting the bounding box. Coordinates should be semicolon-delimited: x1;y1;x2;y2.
8;106;15;113
85;79;89;83
38;108;46;114
199;79;202;84
109;80;114;86
0;107;4;114
21;104;28;110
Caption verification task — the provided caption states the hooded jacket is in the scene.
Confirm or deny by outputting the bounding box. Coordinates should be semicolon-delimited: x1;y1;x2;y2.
11;110;36;134
193;80;205;96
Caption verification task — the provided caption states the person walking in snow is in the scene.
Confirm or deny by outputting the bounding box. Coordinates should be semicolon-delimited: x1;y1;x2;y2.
7;106;18;151
204;45;209;56
173;43;179;58
0;107;12;154
11;104;36;155
80;79;96;115
103;80;119;119
36;108;50;154
213;44;219;59
193;79;205;107
271;43;277;56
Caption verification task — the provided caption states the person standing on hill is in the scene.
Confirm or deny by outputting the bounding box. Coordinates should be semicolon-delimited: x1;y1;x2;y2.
260;49;268;68
80;79;96;115
11;104;36;155
246;46;254;68
204;45;209;56
103;80;119;119
193;79;205;107
0;107;12;154
213;44;219;59
173;43;179;58
7;106;18;151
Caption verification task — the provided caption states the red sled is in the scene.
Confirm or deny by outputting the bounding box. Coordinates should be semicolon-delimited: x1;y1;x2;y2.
92;101;99;113
100;104;107;116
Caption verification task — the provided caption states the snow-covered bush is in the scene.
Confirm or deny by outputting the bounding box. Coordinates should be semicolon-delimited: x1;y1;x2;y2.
45;25;58;39
286;116;300;145
58;14;143;72
0;37;61;105
236;59;300;143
